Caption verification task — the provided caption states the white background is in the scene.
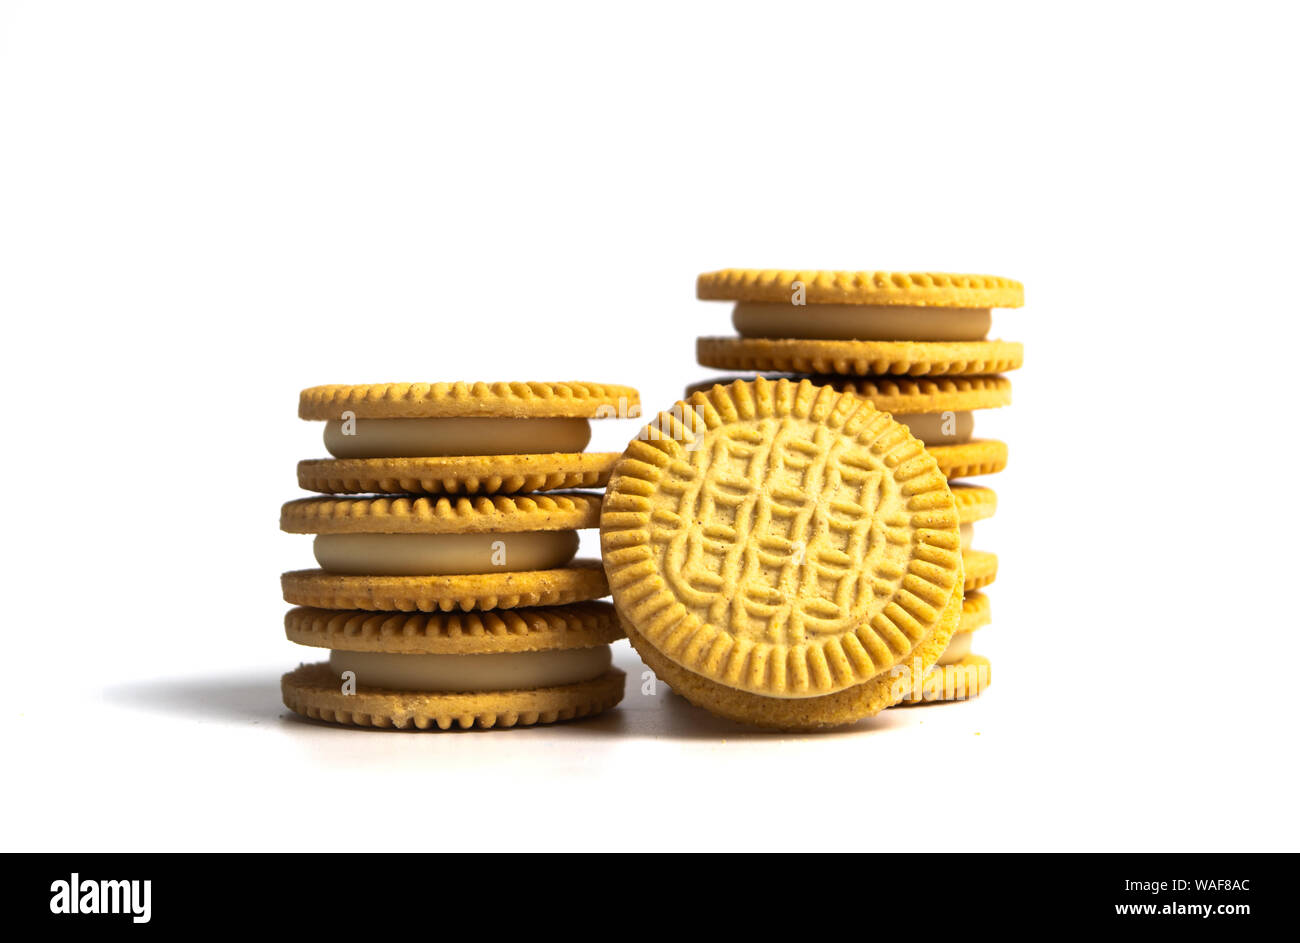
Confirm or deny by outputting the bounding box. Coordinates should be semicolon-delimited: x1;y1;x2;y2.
2;1;1298;852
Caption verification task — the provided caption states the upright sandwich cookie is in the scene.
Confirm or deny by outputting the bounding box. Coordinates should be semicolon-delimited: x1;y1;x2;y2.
687;376;1011;479
281;602;626;729
601;377;965;730
281;493;608;612
696;270;1023;376
297;381;640;495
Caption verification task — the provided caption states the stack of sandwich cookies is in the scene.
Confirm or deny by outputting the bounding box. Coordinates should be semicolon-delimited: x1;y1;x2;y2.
601;378;965;731
693;271;1024;707
281;381;640;731
297;381;640;495
696;269;1023;376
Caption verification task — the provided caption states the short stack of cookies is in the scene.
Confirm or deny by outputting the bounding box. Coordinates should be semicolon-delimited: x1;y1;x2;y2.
692;269;1024;705
280;381;639;730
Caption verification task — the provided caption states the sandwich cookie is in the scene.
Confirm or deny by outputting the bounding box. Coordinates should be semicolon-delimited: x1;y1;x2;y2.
281;493;608;612
696;269;1023;376
601;377;965;731
686;376;1011;478
281;602;626;729
297;381;640;495
896;588;992;705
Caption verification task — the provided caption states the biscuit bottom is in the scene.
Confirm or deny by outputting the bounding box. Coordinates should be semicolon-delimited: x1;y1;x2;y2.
327;645;612;692
282;662;626;730
312;531;579;576
324;416;592;459
732;303;991;341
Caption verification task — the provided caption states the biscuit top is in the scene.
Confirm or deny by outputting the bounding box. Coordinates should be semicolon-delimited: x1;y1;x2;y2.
697;269;1023;308
299;381;641;420
281;492;603;535
601;377;963;699
687;375;1011;414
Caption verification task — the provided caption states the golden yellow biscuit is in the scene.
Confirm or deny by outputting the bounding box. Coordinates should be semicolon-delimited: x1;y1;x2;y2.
696;336;1024;377
280;493;602;535
962;550;998;591
895;654;991;705
284;601;622;654
952;485;997;524
602;378;964;728
696;270;1024;308
281;561;608;612
625;582;961;730
929;440;1008;479
282;661;625;730
297;452;620;496
299;381;640;421
959;591;991;633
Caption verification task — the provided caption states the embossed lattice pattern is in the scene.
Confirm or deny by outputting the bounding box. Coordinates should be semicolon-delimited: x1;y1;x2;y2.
602;378;961;698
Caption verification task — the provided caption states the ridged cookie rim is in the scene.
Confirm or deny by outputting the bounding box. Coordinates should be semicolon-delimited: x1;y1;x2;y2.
601;376;963;700
930;440;1008;479
697;270;1024;308
297;453;620;496
299;381;641;420
284;601;623;654
952;484;997;524
282;662;625;730
686;374;1012;413
280;492;603;535
281;561;609;613
623;582;962;730
697;337;1024;377
896;654;991;705
962;550;998;591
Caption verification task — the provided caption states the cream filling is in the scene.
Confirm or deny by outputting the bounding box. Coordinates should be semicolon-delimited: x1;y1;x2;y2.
329;646;611;692
732;302;991;341
894;410;974;445
960;523;974;551
936;631;975;667
312;531;579;576
323;417;592;459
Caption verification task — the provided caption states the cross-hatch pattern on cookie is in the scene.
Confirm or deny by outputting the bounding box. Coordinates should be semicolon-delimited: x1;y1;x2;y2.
651;416;912;648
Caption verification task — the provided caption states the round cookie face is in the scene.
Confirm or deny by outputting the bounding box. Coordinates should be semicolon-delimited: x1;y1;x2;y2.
280;493;603;536
281;561;609;612
685;375;1012;415
928;440;1008;479
696;270;1024;308
962;550;998;591
282;662;625;730
601;377;963;700
297;452;620;496
299;381;641;421
284;601;623;654
696;337;1024;377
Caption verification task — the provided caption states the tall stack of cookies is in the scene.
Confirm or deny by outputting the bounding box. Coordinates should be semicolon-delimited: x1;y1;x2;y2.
279;381;640;730
692;270;1024;705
